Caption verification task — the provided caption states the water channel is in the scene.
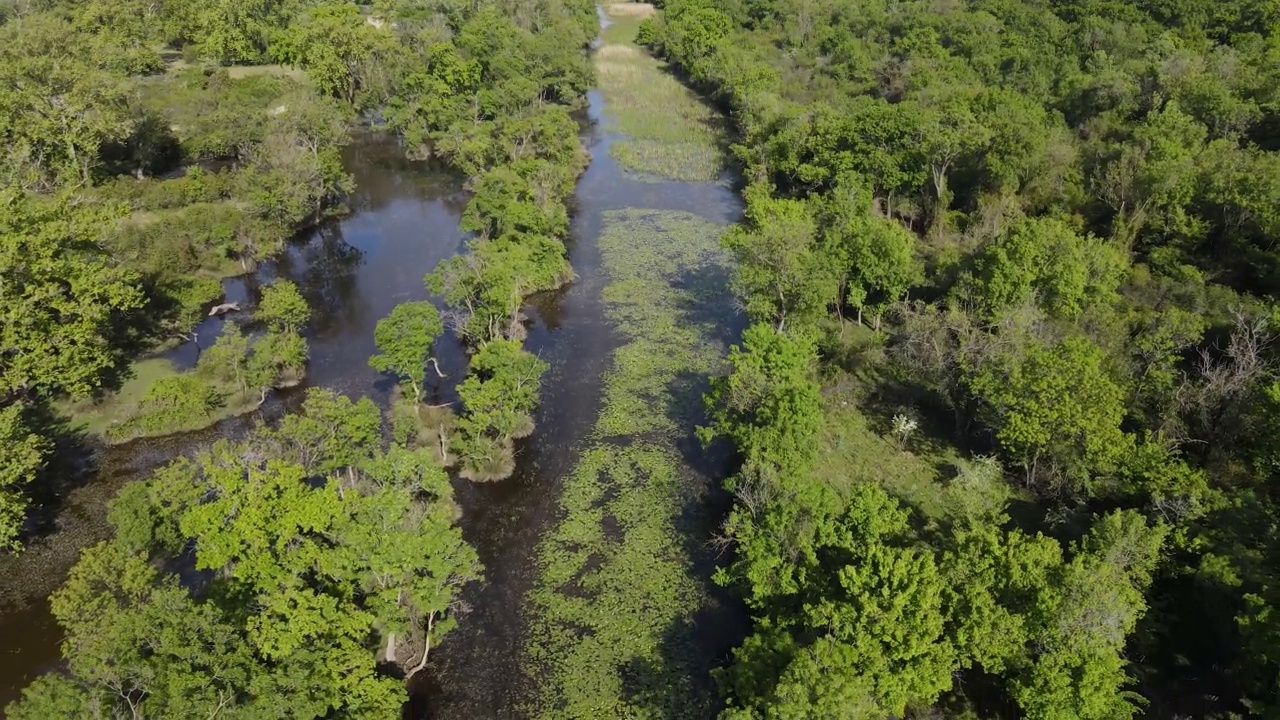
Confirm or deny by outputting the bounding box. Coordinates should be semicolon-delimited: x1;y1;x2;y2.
0;60;741;719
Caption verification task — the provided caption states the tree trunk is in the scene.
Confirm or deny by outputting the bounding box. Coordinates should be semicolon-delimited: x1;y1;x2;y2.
408;613;435;678
384;632;397;664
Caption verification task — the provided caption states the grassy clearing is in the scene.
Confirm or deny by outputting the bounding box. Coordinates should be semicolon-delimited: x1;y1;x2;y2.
524;210;734;717
816;382;964;523
58;358;264;444
162;54;306;81
58;359;180;436
813;324;1019;525
596;4;725;182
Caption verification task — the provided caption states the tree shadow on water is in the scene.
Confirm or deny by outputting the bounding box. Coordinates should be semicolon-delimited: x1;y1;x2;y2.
18;403;97;542
620;600;748;719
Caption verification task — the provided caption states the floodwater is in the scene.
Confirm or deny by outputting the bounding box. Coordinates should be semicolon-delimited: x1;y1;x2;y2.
0;82;741;719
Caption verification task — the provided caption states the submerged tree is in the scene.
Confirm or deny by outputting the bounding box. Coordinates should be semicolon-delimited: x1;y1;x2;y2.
369;301;445;403
454;339;548;481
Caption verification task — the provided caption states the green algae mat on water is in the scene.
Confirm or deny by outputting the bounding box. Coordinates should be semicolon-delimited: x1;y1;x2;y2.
596;4;726;182
524;210;735;717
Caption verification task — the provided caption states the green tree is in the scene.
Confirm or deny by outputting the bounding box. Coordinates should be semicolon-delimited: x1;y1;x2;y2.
0;19;132;188
720;484;958;718
723;185;838;331
270;3;398;104
427;239;541;343
196;322;252;394
816;176;920;328
969;336;1131;490
962;216;1126;320
1010;511;1166;720
197;0;275;64
263;387;382;475
111;374;223;440
0;191;143;399
0;404;47;550
702;322;823;475
454;340;548;480
369;301;445;402
1095;103;1206;246
917;87;992;233
5;541;252;717
247;329;308;400
256;278;310;334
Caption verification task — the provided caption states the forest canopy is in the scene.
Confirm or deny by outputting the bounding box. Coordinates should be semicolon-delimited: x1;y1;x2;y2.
643;0;1280;715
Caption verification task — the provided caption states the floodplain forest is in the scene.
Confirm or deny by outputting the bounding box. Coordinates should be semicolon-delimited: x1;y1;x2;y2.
0;0;1279;715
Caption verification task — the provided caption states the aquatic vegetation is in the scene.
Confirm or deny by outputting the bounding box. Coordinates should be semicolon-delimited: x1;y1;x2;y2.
595;4;725;182
524;209;735;717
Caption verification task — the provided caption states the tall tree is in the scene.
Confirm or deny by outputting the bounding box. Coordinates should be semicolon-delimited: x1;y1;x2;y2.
968;336;1131;491
0;191;143;400
369;301;445;402
723;184;839;331
256;279;310;334
0;404;46;550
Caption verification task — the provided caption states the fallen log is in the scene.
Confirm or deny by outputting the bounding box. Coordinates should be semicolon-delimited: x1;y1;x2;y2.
208;302;240;316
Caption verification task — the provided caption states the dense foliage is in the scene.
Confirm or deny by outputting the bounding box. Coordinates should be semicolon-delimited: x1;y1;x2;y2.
0;0;593;542
370;0;595;482
644;0;1280;715
5;388;480;717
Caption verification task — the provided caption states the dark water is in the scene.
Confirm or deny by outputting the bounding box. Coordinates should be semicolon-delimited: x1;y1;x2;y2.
0;87;740;714
414;90;741;718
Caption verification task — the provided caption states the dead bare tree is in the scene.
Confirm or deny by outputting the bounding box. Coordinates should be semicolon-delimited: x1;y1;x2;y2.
1173;309;1275;447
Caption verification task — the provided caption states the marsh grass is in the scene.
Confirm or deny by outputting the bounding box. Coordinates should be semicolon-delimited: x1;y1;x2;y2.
595;8;726;181
524;210;735;717
815;373;1024;526
390;395;458;466
57;358;180;437
59;356;268;445
459;442;517;483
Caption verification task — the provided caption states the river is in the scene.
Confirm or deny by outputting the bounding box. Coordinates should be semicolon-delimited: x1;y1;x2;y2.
0;65;740;720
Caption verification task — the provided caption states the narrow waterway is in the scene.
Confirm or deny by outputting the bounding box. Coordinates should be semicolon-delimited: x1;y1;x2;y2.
416;32;743;718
